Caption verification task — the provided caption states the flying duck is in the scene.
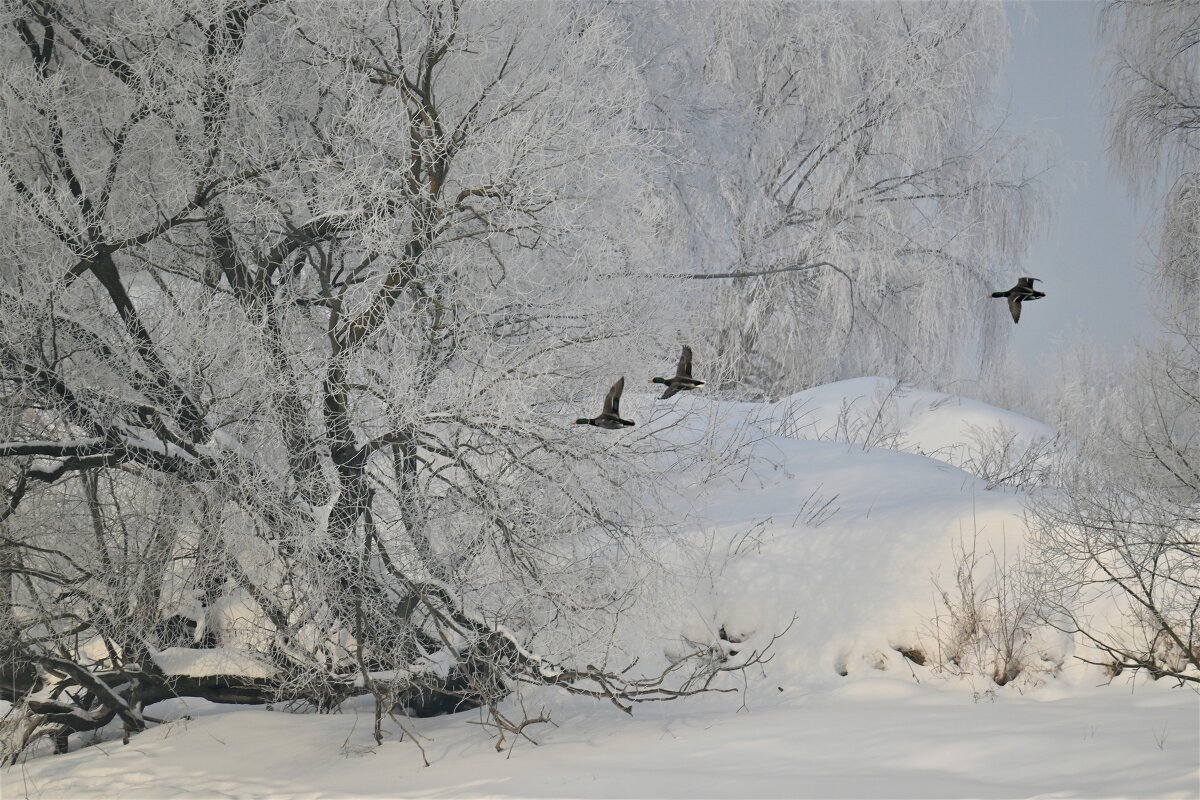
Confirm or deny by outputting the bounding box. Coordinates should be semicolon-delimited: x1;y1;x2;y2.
651;345;705;399
992;277;1045;323
575;377;635;429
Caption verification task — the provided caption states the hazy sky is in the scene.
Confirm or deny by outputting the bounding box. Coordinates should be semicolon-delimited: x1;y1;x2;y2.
1000;1;1157;362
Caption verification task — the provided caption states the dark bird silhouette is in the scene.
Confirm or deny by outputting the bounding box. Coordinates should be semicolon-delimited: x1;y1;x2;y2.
651;345;705;399
992;277;1045;323
575;377;635;429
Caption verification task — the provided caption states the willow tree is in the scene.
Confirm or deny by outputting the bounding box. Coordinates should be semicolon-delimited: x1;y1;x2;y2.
629;1;1046;395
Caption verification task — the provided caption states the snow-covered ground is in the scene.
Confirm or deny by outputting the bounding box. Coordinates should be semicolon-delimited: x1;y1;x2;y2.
9;683;1196;799
5;379;1198;799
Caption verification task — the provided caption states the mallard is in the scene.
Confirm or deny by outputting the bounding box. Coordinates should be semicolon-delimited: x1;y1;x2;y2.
575;377;635;429
651;345;705;399
991;277;1045;323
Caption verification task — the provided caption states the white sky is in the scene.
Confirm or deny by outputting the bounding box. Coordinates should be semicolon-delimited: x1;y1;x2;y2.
1000;1;1157;362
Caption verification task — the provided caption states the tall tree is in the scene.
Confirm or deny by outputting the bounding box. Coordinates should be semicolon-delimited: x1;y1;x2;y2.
629;1;1046;394
0;0;734;758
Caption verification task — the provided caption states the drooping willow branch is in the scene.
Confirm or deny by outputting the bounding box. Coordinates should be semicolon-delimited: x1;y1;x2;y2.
669;259;843;281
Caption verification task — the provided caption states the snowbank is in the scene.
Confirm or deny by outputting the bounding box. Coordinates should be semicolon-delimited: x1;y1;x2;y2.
152;647;276;680
633;378;1062;686
762;377;1059;472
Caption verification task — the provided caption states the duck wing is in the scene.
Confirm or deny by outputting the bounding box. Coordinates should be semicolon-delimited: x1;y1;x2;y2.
603;377;625;416
660;382;682;400
676;345;693;379
1008;294;1022;323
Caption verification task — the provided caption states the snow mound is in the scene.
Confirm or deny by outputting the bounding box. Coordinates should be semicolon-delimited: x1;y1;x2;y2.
152;647;276;679
642;378;1064;686
766;377;1059;471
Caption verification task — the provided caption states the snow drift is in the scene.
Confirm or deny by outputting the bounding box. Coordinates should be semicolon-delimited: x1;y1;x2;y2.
637;376;1066;688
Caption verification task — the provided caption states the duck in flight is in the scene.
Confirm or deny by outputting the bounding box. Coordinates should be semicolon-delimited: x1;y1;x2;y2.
575;377;635;429
992;277;1045;323
651;345;705;399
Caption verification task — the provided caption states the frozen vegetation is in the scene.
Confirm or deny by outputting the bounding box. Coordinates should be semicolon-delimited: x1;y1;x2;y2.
0;0;1197;797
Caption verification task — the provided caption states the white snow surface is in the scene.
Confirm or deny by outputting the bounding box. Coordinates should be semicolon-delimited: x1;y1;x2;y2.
764;376;1059;468
5;379;1197;799
151;647;276;680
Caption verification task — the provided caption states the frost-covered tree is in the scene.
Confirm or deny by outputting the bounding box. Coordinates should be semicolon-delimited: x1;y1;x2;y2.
0;0;748;759
1026;0;1200;684
625;1;1047;395
0;0;1062;761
